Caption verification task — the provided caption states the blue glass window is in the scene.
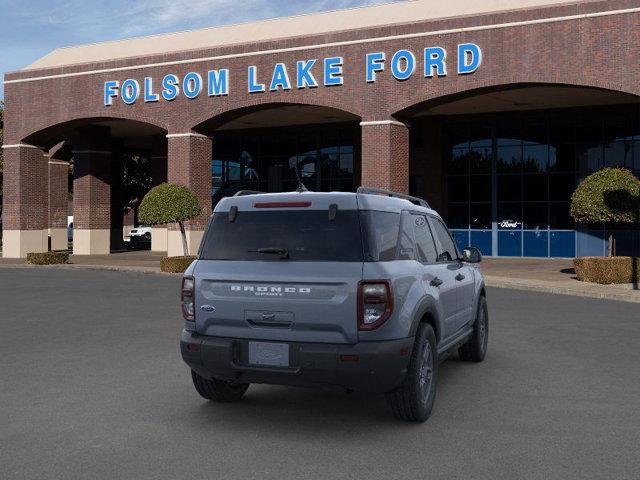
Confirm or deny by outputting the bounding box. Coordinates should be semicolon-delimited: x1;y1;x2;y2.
523;231;548;257
470;230;492;256
550;231;576;258
498;231;522;257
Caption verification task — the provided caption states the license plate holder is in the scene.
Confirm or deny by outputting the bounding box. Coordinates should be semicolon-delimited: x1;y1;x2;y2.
248;341;290;367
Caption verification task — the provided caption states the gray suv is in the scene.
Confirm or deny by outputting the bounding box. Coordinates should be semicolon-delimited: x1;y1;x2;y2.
180;187;488;422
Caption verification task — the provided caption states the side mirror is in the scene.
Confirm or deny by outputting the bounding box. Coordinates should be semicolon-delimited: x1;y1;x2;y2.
462;247;482;263
436;251;452;263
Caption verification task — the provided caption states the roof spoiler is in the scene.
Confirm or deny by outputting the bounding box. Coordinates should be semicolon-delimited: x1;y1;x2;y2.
357;187;430;209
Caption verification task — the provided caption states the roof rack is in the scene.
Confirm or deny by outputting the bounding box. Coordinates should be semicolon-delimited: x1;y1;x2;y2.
356;187;430;209
233;190;264;197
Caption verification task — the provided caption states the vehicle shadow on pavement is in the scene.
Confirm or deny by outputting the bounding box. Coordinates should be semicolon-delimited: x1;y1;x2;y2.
178;359;469;432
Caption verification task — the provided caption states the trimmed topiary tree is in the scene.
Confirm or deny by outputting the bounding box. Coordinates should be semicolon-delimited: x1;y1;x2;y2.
570;168;640;256
138;183;202;256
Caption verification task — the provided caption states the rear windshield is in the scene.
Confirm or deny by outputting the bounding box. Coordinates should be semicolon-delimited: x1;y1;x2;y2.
199;209;404;262
200;210;364;262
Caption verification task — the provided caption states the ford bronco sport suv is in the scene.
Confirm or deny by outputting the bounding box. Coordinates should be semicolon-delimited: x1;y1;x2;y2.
180;187;488;422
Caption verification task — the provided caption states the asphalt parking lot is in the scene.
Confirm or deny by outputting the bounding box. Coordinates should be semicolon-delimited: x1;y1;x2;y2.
1;268;639;480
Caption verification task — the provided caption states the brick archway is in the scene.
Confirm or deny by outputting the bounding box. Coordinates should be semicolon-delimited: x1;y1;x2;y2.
397;83;640;257
189;101;363;135
391;82;640;121
2;118;167;258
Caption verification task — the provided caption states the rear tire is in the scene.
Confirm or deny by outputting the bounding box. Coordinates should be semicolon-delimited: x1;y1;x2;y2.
458;295;488;362
191;370;249;402
386;323;438;422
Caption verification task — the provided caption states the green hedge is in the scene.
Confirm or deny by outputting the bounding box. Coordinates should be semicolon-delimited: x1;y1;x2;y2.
574;256;640;284
27;251;70;265
160;256;196;273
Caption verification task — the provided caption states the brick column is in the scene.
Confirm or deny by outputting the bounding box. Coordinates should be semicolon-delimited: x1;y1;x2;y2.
72;127;112;255
1;144;49;258
166;133;212;257
150;134;168;252
151;134;168;186
409;118;444;212
48;159;69;251
360;120;410;194
48;143;71;252
110;146;124;251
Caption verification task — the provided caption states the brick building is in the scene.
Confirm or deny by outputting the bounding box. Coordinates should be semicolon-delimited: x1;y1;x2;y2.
2;0;640;258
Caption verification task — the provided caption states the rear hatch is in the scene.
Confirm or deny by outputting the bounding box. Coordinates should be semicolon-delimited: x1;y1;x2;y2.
193;193;363;344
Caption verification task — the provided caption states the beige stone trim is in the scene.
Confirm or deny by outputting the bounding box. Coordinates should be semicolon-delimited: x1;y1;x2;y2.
167;230;204;257
151;227;168;252
166;133;211;139
1;143;42;150
73;229;110;255
1;230;48;258
360;120;409;127
49;228;68;251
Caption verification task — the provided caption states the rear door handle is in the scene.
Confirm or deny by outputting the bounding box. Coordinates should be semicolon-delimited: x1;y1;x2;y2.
455;273;466;281
430;277;443;287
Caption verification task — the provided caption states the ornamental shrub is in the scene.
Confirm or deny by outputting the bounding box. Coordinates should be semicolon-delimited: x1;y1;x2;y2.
574;256;639;284
139;183;202;255
27;251;69;265
160;256;197;273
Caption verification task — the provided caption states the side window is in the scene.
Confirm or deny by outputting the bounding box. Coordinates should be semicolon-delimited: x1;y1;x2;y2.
372;213;401;261
398;211;417;260
360;210;401;261
412;214;438;263
429;217;458;262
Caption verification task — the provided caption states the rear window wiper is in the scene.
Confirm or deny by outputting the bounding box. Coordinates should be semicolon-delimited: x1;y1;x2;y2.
248;247;290;259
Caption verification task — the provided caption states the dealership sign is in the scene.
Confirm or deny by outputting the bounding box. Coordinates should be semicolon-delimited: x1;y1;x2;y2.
103;43;482;106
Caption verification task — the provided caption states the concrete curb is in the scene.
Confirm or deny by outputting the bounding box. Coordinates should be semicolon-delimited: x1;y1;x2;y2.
0;263;177;276
484;275;640;304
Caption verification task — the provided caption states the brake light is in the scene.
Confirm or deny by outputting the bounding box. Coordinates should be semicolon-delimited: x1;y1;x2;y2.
254;202;312;208
181;276;195;321
357;281;393;331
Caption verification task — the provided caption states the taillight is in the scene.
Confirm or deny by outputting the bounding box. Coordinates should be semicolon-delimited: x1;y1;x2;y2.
358;281;393;331
181;276;195;321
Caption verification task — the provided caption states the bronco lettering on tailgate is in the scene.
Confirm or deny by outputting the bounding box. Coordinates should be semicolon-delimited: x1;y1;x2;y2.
230;285;311;297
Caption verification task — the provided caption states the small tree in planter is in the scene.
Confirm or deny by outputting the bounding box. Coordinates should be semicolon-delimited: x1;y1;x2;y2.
139;183;202;256
570;168;640;256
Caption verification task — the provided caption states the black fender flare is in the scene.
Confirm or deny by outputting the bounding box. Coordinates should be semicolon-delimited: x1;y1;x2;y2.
409;295;443;342
470;281;487;326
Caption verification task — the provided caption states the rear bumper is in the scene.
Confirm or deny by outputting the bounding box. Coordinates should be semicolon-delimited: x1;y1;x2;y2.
181;330;414;394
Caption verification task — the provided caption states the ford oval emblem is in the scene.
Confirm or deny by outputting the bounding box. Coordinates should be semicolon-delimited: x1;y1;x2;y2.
200;305;215;312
